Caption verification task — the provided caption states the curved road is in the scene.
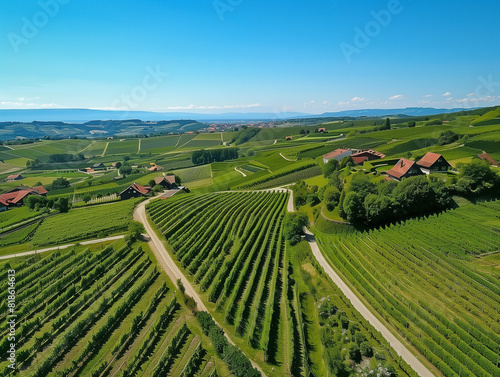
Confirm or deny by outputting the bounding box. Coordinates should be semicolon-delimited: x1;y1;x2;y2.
284;188;433;376
134;197;267;377
303;229;434;377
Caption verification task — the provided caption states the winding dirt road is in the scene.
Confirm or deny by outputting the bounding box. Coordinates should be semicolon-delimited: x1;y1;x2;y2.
303;229;434;377
282;188;433;376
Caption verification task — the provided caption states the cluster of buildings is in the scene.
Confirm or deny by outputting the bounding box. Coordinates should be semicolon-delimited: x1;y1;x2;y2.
322;148;456;181
323;148;387;164
386;152;451;180
0;185;48;212
118;175;178;200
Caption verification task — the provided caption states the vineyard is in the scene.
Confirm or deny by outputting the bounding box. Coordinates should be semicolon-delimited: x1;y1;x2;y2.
234;162;318;189
30;199;141;246
0;207;42;230
146;191;414;376
0;241;223;376
147;191;290;369
317;200;500;377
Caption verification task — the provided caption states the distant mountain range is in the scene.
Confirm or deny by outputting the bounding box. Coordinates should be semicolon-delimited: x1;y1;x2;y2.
0;107;476;123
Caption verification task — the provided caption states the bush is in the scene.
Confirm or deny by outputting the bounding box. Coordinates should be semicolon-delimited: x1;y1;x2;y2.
283;212;309;245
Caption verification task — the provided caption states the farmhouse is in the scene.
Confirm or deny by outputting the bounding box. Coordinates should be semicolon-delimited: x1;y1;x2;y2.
148;164;163;172
119;183;151;200
350;150;386;164
154;175;177;189
318;128;326;133
285;136;293;141
416;152;451;174
477;153;499;167
92;162;105;169
6;174;23;181
323;148;357;164
386;158;423;181
0;185;48;210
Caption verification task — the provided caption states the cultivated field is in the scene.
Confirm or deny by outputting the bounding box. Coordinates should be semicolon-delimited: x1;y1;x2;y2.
0;241;222;376
317;200;500;377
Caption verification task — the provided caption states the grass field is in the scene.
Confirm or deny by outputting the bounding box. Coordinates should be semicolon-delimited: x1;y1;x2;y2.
105;139;140;155
140;135;180;153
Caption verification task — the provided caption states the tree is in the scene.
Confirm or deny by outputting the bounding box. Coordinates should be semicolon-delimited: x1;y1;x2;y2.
119;166;132;177
360;341;373;357
127;221;145;242
407;121;416;127
340;156;354;169
342;192;365;223
26;195;48;210
283;212;309;245
50;177;70;190
82;194;92;203
324;185;341;211
323;159;340;178
348;343;362;363
380;117;391;130
115;161;122;169
437;130;459;145
456;160;499;195
54;197;70;213
177;278;186;295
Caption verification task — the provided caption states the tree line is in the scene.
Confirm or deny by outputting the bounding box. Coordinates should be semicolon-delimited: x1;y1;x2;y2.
192;148;238;165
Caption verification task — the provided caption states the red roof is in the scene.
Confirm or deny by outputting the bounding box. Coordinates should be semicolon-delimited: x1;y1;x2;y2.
130;183;150;195
417;152;446;168
0;190;32;205
478;153;499;167
31;186;48;195
6;174;21;180
386;158;417;179
323;148;351;159
154;175;176;185
148;165;163;172
351;149;386;159
351;150;386;164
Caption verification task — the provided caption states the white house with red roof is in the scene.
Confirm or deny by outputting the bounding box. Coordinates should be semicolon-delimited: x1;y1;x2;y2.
323;148;357;164
386;158;423;181
416;152;451;174
119;183;151;200
6;174;23;181
0;185;48;210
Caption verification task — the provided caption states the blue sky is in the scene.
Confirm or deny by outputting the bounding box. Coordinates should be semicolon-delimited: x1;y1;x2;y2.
0;0;499;114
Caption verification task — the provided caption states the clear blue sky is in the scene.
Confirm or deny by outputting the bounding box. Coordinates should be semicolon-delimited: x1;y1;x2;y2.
1;0;499;114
